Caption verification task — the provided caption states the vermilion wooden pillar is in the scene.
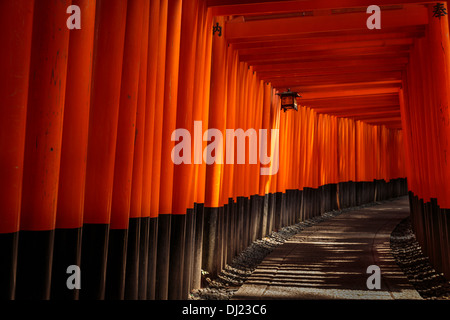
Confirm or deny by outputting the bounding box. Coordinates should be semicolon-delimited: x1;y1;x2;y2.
431;4;450;277
0;0;34;300
81;0;127;300
147;0;168;300
191;1;212;290
52;0;96;300
106;0;145;300
138;0;162;300
224;50;238;262
16;0;72;300
203;15;228;277
156;0;183;301
125;0;150;300
171;0;199;300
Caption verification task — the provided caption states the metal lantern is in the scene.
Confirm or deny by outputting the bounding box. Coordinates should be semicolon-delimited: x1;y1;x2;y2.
277;88;301;112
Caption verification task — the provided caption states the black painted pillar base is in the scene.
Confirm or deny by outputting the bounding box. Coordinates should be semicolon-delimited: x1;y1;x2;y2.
15;230;55;300
267;193;275;235
244;197;251;247
146;216;158;299
284;190;291;226
137;216;148;300
79;223;109;300
0;232;18;299
301;188;310;220
249;195;258;243
168;214;186;300
182;208;195;299
51;227;82;300
217;206;224;272
260;194;269;239
202;207;218;277
105;228;128;300
332;183;338;211
124;217;140;300
236;197;245;255
227;198;236;262
155;214;171;300
274;192;283;231
408;191;450;280
192;203;203;290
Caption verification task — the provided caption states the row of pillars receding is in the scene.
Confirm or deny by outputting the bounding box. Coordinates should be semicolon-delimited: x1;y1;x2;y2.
0;178;408;300
400;5;450;281
0;0;429;301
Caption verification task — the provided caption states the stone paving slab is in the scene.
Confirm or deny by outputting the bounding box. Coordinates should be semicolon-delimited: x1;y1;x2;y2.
233;197;422;300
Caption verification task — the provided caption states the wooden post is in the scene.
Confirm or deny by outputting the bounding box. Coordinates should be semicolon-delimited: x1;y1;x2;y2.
156;0;183;300
52;0;96;300
106;0;146;300
0;0;35;300
81;0;127;300
170;0;199;300
17;0;72;300
126;0;151;300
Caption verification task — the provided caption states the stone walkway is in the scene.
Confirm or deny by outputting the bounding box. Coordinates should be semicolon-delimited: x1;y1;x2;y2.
233;197;422;300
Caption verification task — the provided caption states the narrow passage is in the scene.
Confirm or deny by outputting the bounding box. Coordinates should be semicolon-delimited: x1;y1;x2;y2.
233;197;422;300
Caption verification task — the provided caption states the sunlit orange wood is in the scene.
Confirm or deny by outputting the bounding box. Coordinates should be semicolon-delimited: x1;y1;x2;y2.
225;6;428;40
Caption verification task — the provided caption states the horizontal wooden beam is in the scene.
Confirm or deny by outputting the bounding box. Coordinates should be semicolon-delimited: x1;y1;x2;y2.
300;94;400;108
225;6;428;40
300;87;400;100
342;111;402;118
232;31;423;49
291;80;403;93
251;55;409;71
301;95;399;104
304;103;400;111
271;71;403;87
208;0;435;16
362;117;403;122
313;105;400;113
237;38;414;56
260;67;405;80
240;45;411;64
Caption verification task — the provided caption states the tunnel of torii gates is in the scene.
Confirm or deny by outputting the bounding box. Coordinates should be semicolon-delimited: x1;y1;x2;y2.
1;0;450;301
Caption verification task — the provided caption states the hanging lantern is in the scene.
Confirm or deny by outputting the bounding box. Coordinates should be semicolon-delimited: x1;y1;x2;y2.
276;88;301;112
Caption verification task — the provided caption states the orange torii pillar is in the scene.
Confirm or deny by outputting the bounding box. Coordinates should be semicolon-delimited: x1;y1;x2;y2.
191;1;212;290
224;49;238;262
169;0;198;300
15;0;71;300
203;15;228;277
288;108;298;224
156;0;182;301
261;85;278;236
403;5;450;279
140;0;164;300
298;106;307;219
218;45;235;271
126;0;151;300
147;0;168;300
234;62;247;254
243;66;255;247
267;91;280;232
81;0;127;300
105;0;145;300
216;48;233;272
274;106;288;231
252;79;265;241
51;0;96;300
248;72;263;245
0;0;34;300
427;6;450;277
258;83;271;239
